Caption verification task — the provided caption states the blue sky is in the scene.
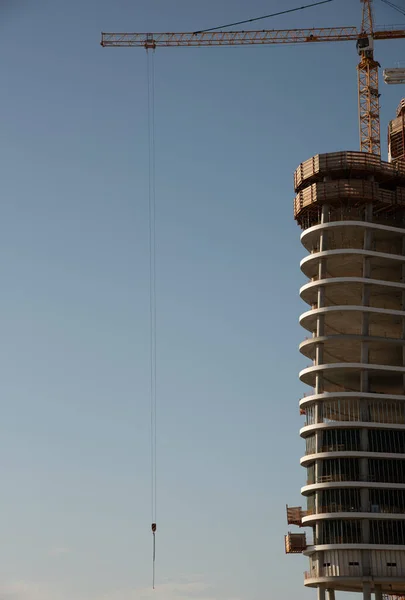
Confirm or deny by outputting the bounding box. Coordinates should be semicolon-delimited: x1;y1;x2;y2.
0;1;404;599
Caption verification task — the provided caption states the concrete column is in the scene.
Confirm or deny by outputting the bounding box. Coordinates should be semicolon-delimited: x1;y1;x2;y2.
319;231;327;253
315;329;324;458
315;374;323;395
317;585;326;600
363;245;371;277
321;203;330;225
327;590;335;600
365;202;373;222
318;259;325;281
319;203;329;263
401;238;405;394
317;286;325;311
315;457;323;488
364;230;372;250
363;582;371;600
360;487;369;511
315;519;321;545
315;344;323;366
317;550;324;573
360;237;370;530
361;519;370;543
374;584;382;600
316;203;329;562
314;204;329;508
400;235;405;291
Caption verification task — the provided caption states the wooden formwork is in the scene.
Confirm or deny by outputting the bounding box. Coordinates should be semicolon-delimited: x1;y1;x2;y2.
294;151;405;192
294;180;405;219
293;151;405;229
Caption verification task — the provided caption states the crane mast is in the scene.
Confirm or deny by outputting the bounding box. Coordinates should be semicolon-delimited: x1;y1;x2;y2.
362;0;374;33
357;0;380;154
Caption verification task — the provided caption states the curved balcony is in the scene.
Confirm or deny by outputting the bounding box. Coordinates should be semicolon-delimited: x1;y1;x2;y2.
299;335;405;367
304;543;405;553
300;277;405;310
302;512;405;525
299;391;405;411
300;220;405;253
302;481;405;496
301;452;405;467
303;568;405;594
299;305;405;338
299;363;405;392
300;248;405;280
300;422;405;437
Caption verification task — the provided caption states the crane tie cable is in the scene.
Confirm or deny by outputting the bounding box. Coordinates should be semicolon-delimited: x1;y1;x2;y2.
193;0;334;34
147;47;157;590
380;0;405;17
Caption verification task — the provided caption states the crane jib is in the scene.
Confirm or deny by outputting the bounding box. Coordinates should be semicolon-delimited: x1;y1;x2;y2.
101;28;360;47
100;27;405;48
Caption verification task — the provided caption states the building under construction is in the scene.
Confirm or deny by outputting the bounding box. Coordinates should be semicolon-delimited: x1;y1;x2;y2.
285;103;405;600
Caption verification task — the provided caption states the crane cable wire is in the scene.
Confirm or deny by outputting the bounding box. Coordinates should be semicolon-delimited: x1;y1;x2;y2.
193;0;334;34
147;47;157;590
380;0;405;17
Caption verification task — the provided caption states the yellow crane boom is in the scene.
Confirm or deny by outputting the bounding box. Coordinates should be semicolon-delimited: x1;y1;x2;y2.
101;26;405;48
101;27;358;47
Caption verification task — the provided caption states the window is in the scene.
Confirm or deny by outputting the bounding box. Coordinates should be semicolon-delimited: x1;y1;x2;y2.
369;429;405;453
319;488;360;513
370;489;405;514
349;562;359;566
371;520;405;544
323;563;331;567
387;562;397;567
320;520;362;544
321;428;360;452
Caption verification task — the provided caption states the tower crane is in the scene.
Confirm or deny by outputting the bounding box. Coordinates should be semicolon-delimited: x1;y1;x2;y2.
101;0;405;157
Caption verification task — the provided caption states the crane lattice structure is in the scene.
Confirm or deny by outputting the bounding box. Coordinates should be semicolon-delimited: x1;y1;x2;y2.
101;0;405;156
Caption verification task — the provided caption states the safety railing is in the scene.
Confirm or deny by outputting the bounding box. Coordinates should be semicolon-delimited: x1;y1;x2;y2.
306;568;405;581
307;473;405;485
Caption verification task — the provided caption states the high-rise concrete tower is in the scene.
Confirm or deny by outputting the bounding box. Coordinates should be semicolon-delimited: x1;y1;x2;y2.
285;121;405;599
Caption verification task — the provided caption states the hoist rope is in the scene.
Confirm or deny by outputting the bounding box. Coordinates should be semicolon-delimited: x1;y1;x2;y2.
147;48;157;590
194;0;334;34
